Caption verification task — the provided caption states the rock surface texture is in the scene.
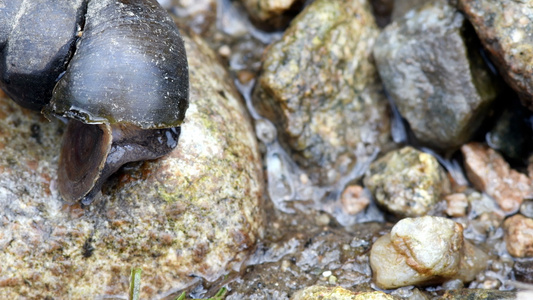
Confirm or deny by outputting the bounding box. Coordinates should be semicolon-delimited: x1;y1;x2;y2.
373;0;499;149
239;0;303;29
0;33;264;299
504;214;533;258
370;216;488;289
364;146;450;217
458;0;533;110
461;142;533;213
253;0;391;186
290;286;393;300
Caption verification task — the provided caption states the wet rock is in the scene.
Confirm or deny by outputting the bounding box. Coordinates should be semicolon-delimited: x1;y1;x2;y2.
445;193;469;218
391;0;429;20
0;33;264;299
370;216;488;289
364;147;450;217
166;0;217;36
503;214;533;258
373;0;499;150
513;258;533;284
253;0;391;186
461;142;533;214
226;223;385;299
239;0;303;30
521;200;533;219
458;0;533;110
437;289;516;300
486;98;533;163
290;286;393;300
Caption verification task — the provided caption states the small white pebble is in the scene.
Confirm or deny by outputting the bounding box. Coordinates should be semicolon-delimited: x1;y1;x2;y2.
218;45;231;58
322;270;332;277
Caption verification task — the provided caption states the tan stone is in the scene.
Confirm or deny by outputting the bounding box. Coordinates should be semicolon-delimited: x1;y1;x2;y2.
445;193;469;217
341;185;370;215
504;214;533;257
461;143;532;213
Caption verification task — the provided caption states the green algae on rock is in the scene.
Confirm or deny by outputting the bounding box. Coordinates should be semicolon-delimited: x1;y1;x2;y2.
364;147;450;217
373;0;499;150
253;0;391;187
0;32;264;299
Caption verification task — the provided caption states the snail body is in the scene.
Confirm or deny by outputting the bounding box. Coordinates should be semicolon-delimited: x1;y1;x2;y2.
0;0;189;205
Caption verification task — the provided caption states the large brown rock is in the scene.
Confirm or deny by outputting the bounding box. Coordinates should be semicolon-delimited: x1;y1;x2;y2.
253;0;391;186
458;0;533;110
0;33;264;299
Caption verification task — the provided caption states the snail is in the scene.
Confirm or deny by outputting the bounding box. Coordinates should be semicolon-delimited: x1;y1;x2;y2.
0;0;189;205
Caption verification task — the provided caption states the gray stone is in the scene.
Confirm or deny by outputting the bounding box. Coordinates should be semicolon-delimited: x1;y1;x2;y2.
373;0;499;150
364;146;450;217
458;0;533;110
253;0;391;186
0;32;264;299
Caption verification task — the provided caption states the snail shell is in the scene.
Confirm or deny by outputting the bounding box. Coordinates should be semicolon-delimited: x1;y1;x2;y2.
0;0;86;110
46;0;189;129
0;0;189;205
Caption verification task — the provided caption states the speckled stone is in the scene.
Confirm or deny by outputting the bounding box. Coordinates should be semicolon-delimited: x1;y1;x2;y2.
374;0;499;149
0;32;264;299
458;0;533;110
291;286;393;300
364;146;450;217
253;0;391;186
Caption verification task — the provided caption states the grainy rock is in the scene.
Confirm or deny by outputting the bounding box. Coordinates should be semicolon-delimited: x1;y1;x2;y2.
461;142;533;213
291;286;393;300
503;214;533;258
253;0;391;186
458;0;533;110
373;0;499;149
370;216;488;289
364;147;450;217
341;185;371;215
0;33;264;299
226;223;385;299
438;289;516;300
445;193;469;217
239;0;303;30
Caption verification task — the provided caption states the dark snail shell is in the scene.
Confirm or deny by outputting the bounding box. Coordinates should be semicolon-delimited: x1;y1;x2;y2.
46;0;189;129
0;0;86;110
59;120;180;205
0;0;189;205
